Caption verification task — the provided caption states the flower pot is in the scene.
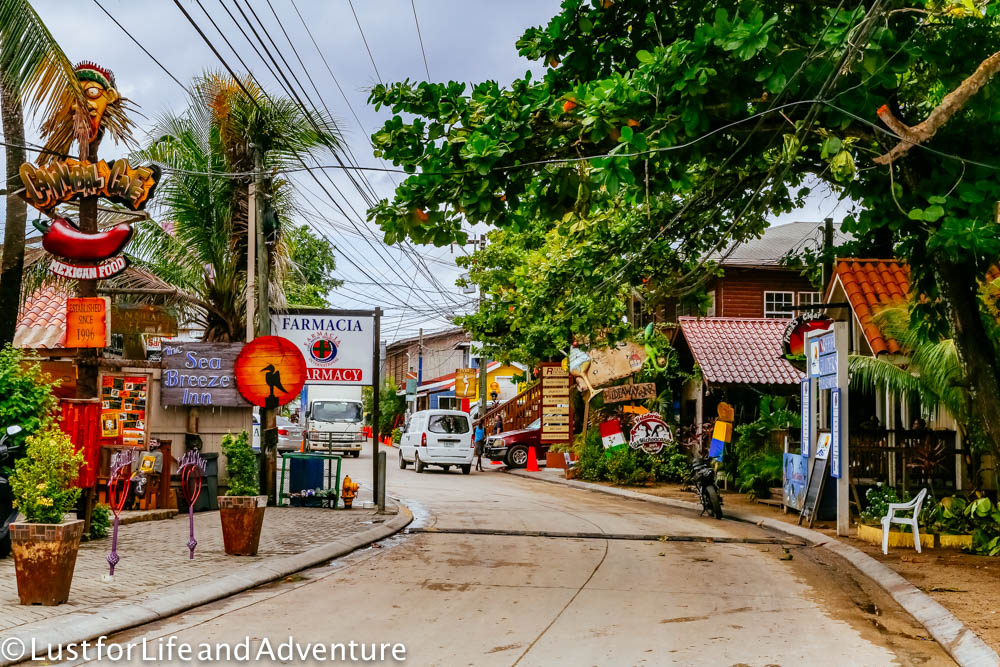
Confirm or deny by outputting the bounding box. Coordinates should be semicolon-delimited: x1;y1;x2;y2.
546;452;566;469
10;520;84;605
218;495;267;556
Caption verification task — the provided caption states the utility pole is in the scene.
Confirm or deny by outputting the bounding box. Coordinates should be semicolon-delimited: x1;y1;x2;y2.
76;133;101;398
821;217;834;290
246;177;256;344
372;308;382;502
417;328;423;385
473;234;489;422
251;148;277;505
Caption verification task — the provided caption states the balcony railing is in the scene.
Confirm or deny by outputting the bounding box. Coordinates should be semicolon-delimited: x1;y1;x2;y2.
850;428;960;490
480;381;542;432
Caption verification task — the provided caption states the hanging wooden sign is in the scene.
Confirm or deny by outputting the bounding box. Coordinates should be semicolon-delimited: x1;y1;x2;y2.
602;382;656;404
19;158;160;212
66;297;110;348
162;342;248;407
111;304;178;336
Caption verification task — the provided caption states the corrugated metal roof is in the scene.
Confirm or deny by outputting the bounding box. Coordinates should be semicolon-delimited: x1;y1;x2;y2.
713;221;851;267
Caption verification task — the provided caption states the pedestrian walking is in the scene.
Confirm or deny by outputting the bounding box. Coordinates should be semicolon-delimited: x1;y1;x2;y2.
474;421;486;471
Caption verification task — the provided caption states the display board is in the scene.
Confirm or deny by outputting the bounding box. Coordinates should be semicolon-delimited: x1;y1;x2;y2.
539;363;572;444
783;453;808;511
101;374;148;447
798;455;829;528
162;342;248;407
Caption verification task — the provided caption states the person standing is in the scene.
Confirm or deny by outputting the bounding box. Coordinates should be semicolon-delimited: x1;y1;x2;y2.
474;421;486;472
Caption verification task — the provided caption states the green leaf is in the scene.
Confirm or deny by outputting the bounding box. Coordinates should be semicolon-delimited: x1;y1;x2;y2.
908;208;925;221
636;49;654;64
579;16;593;33
620;125;633;143
923;205;945;222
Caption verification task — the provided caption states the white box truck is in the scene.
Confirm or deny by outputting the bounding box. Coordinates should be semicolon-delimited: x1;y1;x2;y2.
303;385;366;456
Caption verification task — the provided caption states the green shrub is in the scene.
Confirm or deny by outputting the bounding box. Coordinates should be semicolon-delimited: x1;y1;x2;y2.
222;431;259;496
736;452;783;499
577;428;689;486
0;345;58;446
89;503;111;539
859;485;907;526
9;424;83;524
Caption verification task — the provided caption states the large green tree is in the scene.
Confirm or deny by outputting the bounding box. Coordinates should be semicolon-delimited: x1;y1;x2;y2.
282;224;342;308
134;74;341;341
367;0;1000;455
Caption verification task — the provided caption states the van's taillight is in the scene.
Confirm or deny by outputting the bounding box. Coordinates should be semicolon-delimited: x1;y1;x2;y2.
421;432;427;447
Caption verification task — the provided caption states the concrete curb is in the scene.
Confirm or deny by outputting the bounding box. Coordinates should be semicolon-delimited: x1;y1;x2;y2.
0;506;412;666
509;470;998;667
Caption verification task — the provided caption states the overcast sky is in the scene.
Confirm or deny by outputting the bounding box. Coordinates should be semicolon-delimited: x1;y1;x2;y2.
3;0;836;342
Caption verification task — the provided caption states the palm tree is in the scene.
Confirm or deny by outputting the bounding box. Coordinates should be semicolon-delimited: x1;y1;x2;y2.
849;305;967;426
0;0;84;345
131;73;341;341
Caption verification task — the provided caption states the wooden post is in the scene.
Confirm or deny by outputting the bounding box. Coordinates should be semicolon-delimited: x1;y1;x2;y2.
835;321;850;536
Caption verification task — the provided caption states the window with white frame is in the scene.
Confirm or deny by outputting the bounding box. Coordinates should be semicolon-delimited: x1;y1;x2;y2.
764;291;795;318
798;291;822;307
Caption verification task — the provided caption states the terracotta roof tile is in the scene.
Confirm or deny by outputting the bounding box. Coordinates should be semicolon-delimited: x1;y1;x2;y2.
13;285;68;349
678;317;803;387
835;259;910;356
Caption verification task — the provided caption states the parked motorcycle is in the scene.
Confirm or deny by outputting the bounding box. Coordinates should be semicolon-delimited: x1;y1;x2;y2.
0;424;24;559
690;455;723;520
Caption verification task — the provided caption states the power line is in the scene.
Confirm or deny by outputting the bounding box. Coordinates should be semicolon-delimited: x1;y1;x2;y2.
347;0;382;84
410;0;431;80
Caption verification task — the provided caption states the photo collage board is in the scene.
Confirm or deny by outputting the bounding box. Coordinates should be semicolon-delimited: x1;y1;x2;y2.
101;374;148;447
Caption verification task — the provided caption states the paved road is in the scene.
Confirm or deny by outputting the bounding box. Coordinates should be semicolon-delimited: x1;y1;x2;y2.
79;448;952;666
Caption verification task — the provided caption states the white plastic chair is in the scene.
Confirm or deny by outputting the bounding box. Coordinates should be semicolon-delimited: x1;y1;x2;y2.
881;488;928;554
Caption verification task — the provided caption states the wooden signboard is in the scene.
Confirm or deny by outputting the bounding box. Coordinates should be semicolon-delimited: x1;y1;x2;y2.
66;297;110;348
798;456;829;528
162;342;249;407
454;368;477;398
540;363;573;444
603;382;656;404
111;304;178;336
572;341;647;391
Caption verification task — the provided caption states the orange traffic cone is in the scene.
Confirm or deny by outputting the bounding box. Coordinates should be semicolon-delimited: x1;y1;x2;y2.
299;438;306;453
526;445;540;472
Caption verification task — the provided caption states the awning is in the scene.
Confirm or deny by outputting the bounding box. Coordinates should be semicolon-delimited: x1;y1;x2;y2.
678;317;803;386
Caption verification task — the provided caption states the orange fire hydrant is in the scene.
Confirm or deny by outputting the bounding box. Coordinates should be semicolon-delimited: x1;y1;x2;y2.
341;475;360;509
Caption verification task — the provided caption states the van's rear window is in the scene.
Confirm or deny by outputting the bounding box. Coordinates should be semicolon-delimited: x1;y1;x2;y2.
428;415;470;434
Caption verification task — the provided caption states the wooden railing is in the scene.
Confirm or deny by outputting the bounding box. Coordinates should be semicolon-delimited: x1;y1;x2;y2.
850;428;959;491
480;381;542;432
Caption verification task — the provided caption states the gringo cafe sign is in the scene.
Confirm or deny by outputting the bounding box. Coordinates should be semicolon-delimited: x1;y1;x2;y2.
162;342;248;407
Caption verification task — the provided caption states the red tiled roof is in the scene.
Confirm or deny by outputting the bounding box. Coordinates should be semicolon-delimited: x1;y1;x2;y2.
14;285;68;349
678;317;803;386
832;259;910;356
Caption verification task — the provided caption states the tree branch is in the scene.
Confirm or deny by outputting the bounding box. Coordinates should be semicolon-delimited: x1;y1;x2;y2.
874;48;1000;164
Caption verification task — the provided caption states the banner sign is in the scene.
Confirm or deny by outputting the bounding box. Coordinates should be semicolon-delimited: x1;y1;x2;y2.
602;382;656;404
600;419;626;449
66;297;110;348
830;388;842;478
454;368;477;398
800;378;811;458
783;453;808;510
272;310;374;385
162;342;248;407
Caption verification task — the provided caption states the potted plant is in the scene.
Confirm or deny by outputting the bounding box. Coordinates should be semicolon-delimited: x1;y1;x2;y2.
546;442;578;469
8;424;85;605
218;431;266;556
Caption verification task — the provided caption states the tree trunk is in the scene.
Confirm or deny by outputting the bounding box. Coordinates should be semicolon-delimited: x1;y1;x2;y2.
0;82;27;346
936;261;1000;458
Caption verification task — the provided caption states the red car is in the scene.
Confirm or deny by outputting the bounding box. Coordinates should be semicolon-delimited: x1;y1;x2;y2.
484;418;547;468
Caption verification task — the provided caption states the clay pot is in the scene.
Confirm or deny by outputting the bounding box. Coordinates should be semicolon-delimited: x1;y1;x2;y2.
218;495;267;556
546;451;567;468
11;520;84;605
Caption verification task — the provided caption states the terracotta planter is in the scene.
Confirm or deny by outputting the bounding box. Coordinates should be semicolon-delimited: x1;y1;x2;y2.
11;520;84;606
218;495;267;556
546;452;566;468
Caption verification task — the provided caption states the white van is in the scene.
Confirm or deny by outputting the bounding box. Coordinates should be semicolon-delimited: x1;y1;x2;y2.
398;409;474;474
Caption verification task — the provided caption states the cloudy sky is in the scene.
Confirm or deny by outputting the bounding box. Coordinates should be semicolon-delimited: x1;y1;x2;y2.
5;0;836;342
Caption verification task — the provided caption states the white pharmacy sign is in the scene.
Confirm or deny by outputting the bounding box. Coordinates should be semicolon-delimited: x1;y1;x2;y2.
272;309;375;385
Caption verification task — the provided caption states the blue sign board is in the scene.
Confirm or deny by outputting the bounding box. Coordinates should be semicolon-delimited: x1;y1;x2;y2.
783;453;808;511
800;379;811;458
830;388;842;478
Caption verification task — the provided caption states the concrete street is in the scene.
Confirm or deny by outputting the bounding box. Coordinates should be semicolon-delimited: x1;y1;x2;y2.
78;449;953;666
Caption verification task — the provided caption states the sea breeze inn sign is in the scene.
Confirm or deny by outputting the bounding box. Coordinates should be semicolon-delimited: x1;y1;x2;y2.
161;343;248;407
272;310;375;385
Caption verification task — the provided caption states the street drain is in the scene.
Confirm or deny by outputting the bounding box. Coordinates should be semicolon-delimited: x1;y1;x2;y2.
407;527;805;546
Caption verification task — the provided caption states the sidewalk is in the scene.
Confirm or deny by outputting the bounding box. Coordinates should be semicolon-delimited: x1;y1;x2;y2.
509;467;998;667
0;503;411;660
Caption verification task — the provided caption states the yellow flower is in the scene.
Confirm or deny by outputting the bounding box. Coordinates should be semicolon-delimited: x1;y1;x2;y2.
36;483;47;491
37;497;53;507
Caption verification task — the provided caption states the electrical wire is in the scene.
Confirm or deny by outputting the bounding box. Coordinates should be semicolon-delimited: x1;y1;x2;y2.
410;0;431;80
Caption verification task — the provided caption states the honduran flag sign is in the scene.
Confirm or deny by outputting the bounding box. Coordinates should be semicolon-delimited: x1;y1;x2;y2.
600;419;626;449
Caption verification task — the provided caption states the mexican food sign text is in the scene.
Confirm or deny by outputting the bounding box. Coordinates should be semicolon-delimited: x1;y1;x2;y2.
272;310;375;385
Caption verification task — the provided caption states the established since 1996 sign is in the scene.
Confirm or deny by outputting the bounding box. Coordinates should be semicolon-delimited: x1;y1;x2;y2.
272;310;374;385
66;297;110;348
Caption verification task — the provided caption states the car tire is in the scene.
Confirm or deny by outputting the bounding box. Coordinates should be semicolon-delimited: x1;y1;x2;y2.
398;450;408;469
415;454;425;474
506;445;529;468
352;450;361;458
461;464;471;475
442;465;450;472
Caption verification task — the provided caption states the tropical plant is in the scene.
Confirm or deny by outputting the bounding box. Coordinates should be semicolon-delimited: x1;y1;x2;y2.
0;0;85;346
736;452;783;500
9;423;83;524
221;430;259;497
88;503;111;540
859;484;908;527
283;224;342;308
362;378;406;438
132;73;341;341
0;344;57;447
366;1;1000;460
